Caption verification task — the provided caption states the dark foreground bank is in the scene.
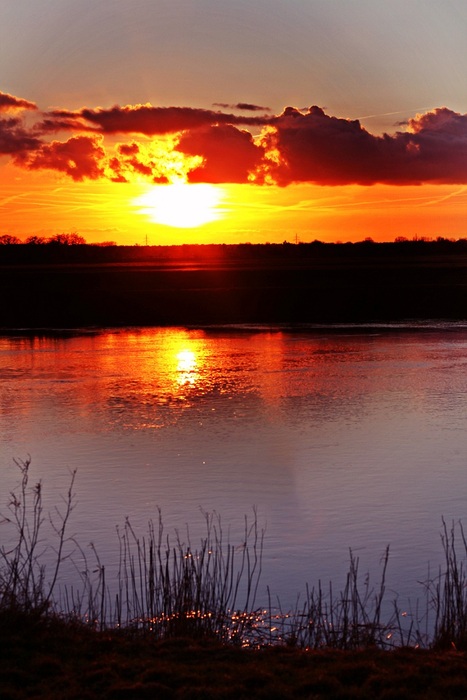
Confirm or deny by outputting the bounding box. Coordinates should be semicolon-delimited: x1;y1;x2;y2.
2;614;467;700
1;242;467;327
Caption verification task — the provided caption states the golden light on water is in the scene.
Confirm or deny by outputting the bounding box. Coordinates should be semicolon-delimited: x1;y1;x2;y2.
176;348;198;386
177;349;197;372
134;182;226;228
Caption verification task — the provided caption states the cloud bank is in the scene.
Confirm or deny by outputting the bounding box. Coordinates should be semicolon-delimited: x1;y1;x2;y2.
39;104;269;135
1;90;467;187
0;91;37;112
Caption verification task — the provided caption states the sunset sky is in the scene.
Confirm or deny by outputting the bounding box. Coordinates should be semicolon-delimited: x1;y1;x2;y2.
1;0;467;245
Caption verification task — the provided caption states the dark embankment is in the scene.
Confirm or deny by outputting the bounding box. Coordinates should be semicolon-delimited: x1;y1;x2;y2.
1;241;467;327
2;616;467;700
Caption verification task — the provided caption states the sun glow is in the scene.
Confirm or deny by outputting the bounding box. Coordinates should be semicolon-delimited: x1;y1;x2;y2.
176;349;198;386
134;182;225;228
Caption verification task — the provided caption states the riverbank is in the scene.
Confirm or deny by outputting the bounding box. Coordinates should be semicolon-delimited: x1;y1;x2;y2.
1;242;467;327
2;421;467;698
2;614;467;700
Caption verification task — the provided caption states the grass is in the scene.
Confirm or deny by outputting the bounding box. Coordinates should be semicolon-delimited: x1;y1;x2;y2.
2;621;467;699
2;459;467;698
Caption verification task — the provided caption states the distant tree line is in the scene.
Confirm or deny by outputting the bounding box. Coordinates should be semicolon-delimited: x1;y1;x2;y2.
0;233;116;246
1;233;466;248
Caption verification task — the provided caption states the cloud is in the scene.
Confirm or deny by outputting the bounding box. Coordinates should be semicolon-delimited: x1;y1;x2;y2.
406;107;466;135
40;104;270;135
176;125;265;183
261;106;391;185
2;90;467;187
16;135;106;181
107;141;170;183
213;102;271;112
118;142;140;156
0;92;41;154
0;91;37;112
0;117;42;154
262;105;467;186
38;116;93;133
107;140;206;184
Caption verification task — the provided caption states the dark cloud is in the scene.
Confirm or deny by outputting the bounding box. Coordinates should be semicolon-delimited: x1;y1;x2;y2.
38;116;94;133
262;106;390;185
263;105;467;186
0;91;37;112
0;117;42;154
213;102;271;112
107;156;128;183
407;107;467;136
117;142;140;156
0;92;41;154
237;103;271;112
176;124;265;183
41;104;270;135
2;90;467;187
17;135;106;181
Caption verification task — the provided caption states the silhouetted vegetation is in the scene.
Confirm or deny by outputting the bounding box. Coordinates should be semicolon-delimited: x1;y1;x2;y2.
1;236;467;281
1;234;467;260
0;234;21;245
1;232;115;249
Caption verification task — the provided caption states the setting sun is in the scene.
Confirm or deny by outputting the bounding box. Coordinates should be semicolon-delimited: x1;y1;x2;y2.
2;2;467;245
134;183;225;228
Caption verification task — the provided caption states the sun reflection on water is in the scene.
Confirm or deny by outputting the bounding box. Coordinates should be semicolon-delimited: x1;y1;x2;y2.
72;328;217;430
176;349;198;386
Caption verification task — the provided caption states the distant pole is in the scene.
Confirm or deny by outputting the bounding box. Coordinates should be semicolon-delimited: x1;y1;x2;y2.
145;234;148;246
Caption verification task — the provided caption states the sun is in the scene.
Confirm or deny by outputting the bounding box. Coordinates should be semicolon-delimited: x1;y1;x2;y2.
134;182;225;228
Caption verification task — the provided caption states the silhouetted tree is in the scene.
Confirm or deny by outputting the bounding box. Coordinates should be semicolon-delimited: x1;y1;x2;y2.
25;235;47;244
47;233;86;245
0;234;21;244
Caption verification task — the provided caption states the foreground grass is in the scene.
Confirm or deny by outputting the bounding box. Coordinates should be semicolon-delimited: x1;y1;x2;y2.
1;612;467;700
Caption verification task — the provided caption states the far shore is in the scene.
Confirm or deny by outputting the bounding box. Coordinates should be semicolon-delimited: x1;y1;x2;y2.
1;241;467;328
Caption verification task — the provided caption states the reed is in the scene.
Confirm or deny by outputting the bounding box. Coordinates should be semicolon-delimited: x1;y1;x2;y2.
66;508;264;642
2;459;467;651
0;457;76;619
423;518;467;650
278;546;393;650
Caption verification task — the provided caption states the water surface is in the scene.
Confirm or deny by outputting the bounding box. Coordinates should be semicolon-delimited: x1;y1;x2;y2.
1;325;467;611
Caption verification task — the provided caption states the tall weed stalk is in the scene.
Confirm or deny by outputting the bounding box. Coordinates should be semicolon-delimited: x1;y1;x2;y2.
0;457;75;617
272;547;400;650
426;519;467;650
65;508;265;642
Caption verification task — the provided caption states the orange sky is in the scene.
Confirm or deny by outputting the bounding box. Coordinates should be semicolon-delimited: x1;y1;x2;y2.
2;159;467;245
1;1;467;245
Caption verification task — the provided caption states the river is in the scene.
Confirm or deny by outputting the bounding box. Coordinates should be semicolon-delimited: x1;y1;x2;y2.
1;324;467;622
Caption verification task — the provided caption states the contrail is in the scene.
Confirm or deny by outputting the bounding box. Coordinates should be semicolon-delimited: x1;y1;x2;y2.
356;107;432;122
